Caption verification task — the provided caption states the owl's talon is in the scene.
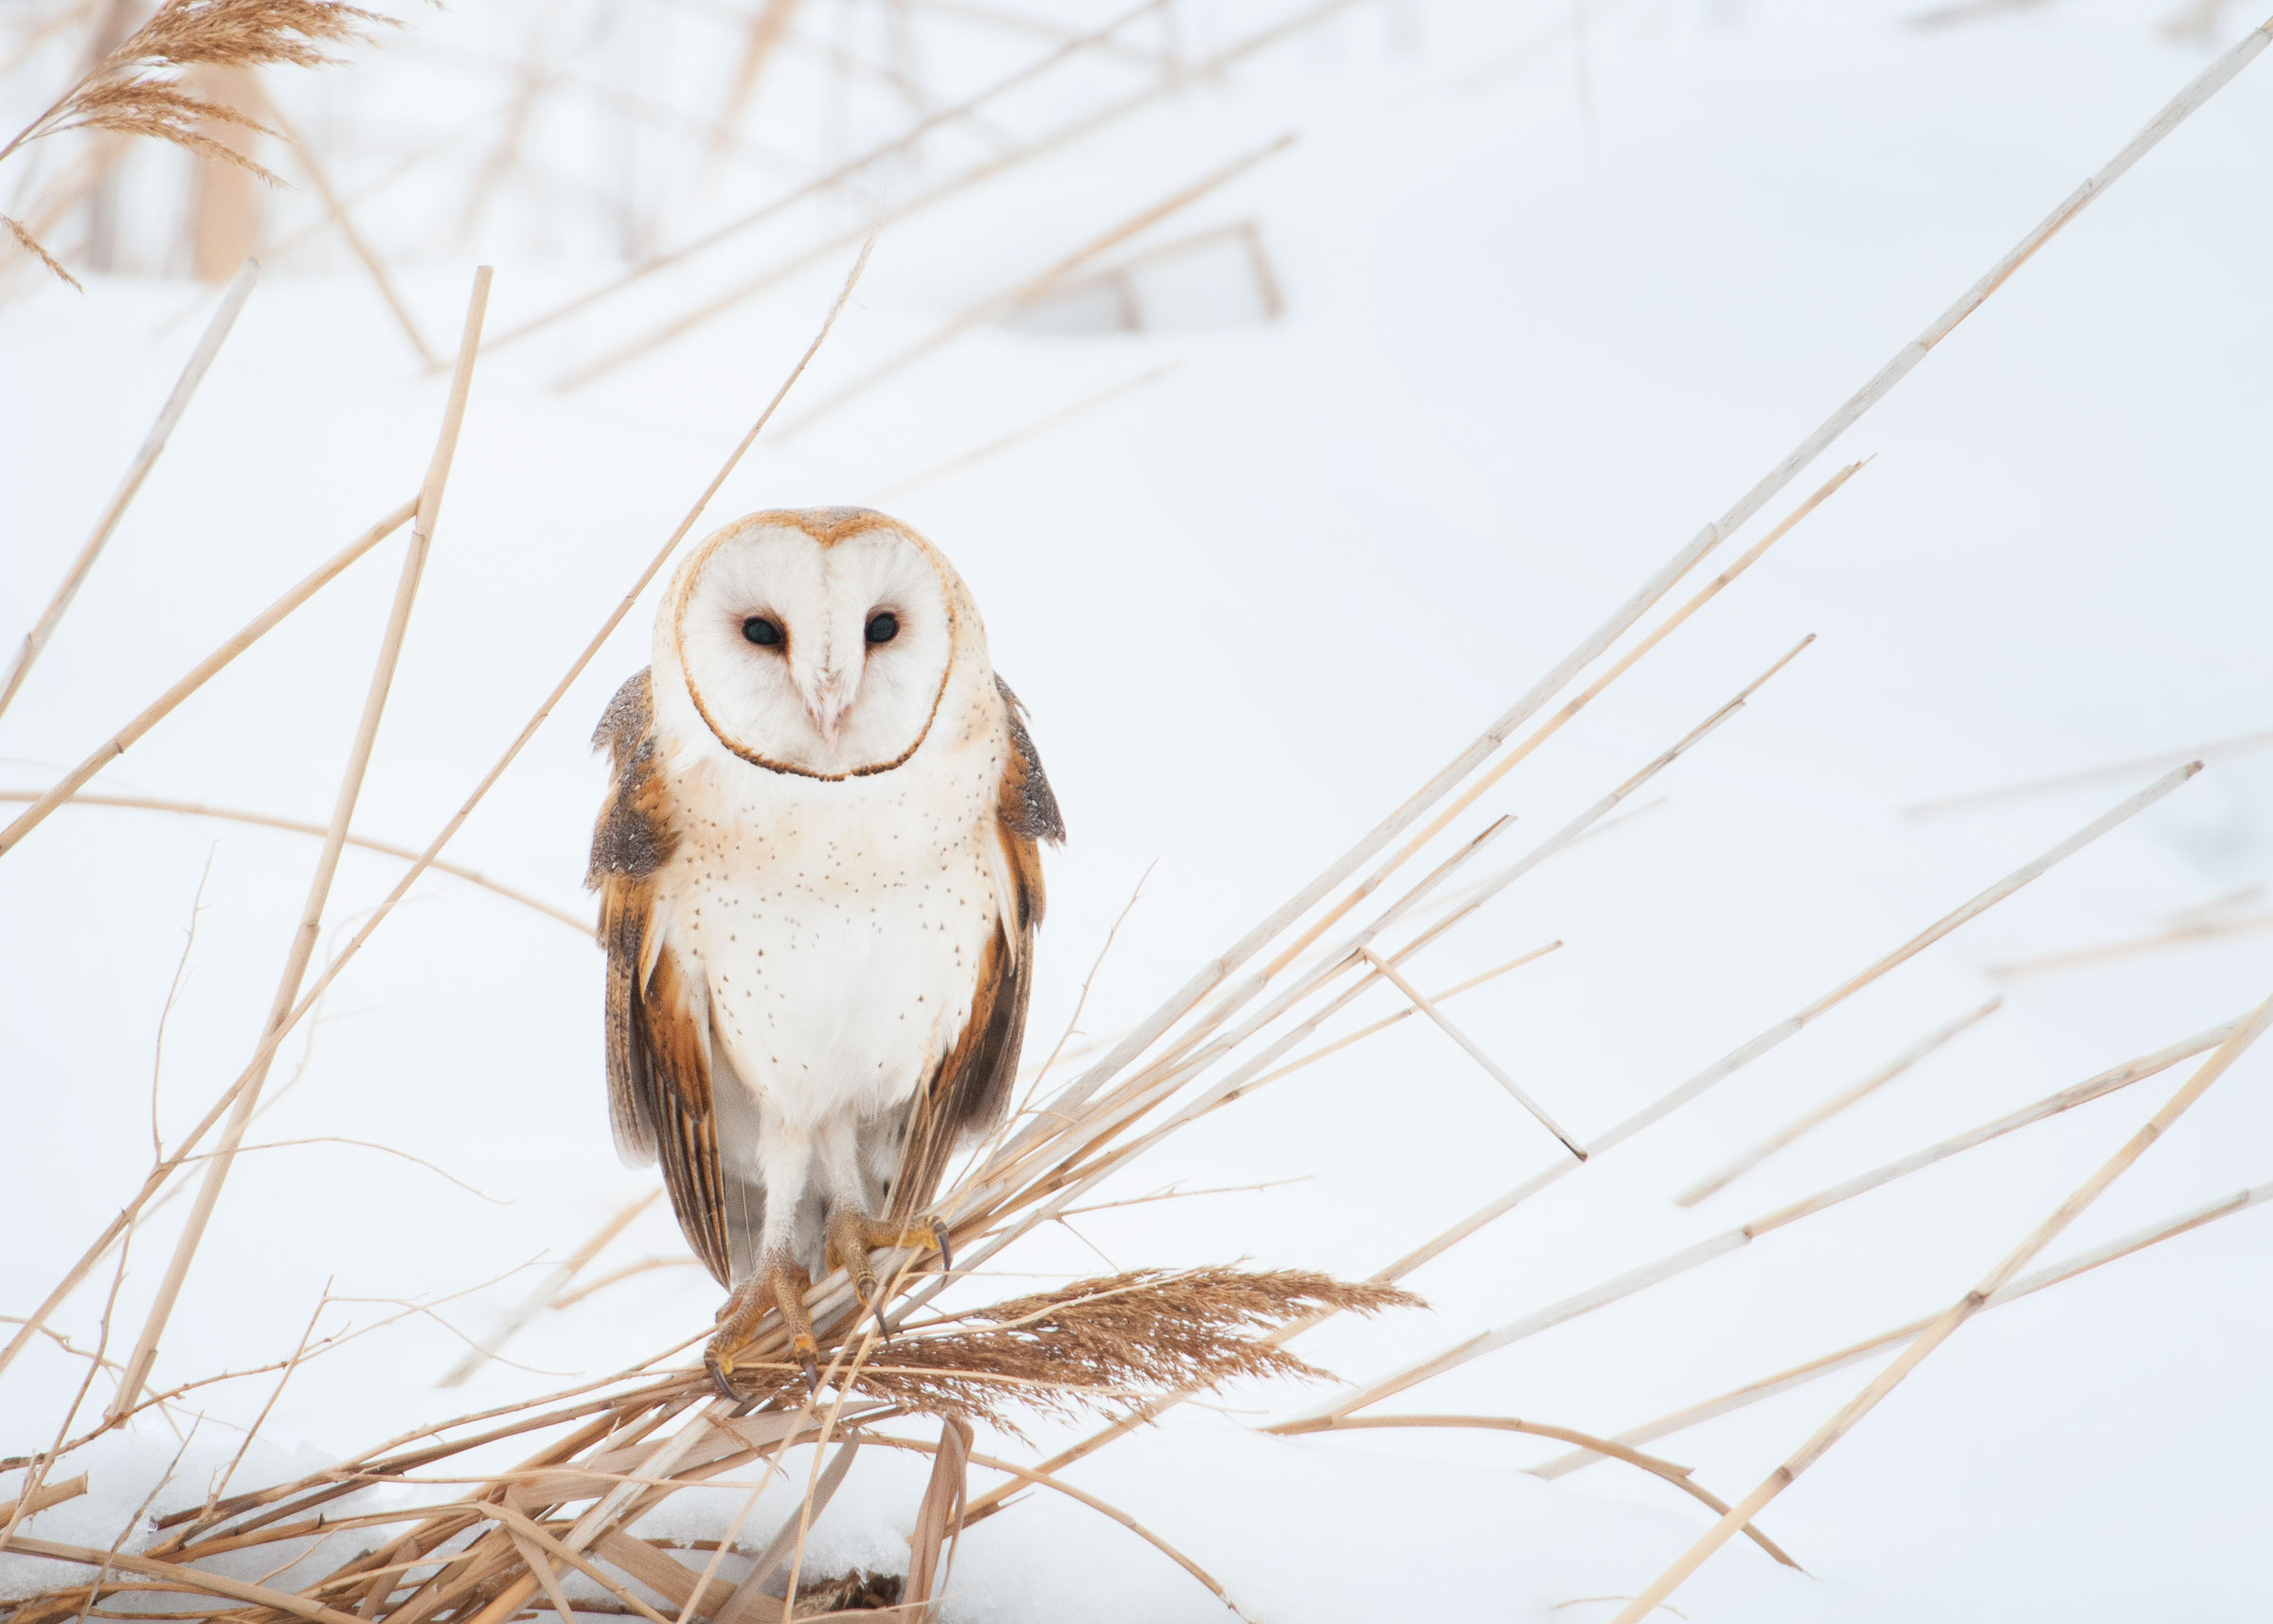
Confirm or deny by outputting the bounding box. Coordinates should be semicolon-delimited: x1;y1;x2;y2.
794;1336;820;1395
929;1217;953;1276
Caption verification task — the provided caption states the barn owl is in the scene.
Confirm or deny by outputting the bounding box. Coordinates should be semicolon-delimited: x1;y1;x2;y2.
587;507;1063;1394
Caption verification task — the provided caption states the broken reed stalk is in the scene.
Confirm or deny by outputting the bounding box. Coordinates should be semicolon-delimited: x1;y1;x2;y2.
1273;1414;1799;1568
1607;988;2273;1624
0;240;869;1394
0;493;417;863
1534;1172;2273;1479
874;361;1181;498
1291;1002;2245;1424
107;265;493;1421
0;789;594;937
1673;994;2003;1206
772;136;1292;435
0;257;257;720
1240;942;1565;1092
1357;947;1586;1158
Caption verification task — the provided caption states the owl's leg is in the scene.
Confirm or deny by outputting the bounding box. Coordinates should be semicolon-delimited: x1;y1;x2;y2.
702;1256;816;1400
825;1210;954;1341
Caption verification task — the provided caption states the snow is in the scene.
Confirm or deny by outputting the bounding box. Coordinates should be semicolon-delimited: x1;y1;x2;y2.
5;0;2273;1618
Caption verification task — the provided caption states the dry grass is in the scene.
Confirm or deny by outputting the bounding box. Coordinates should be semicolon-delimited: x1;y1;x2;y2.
0;0;386;281
5;9;2273;1624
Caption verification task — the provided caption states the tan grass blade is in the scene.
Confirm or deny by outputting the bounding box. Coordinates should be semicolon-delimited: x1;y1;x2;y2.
1673;995;2003;1206
1606;988;2273;1623
106;268;492;1420
900;1417;971;1609
0;258;257;720
0;1537;370;1624
859;1431;1254;1621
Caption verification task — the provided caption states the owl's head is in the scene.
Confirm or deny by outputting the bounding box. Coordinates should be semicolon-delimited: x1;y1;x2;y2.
662;508;967;779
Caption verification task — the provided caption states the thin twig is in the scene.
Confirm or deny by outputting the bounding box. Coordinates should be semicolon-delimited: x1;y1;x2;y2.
107;267;494;1419
0;259;257;718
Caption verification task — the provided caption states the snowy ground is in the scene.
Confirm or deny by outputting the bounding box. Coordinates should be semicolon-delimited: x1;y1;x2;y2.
5;1;2273;1618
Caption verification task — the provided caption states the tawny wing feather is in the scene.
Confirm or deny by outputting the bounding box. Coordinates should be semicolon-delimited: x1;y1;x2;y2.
590;669;734;1286
890;679;1065;1222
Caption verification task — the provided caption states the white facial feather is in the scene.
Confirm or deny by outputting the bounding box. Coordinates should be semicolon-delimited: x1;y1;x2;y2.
671;517;956;778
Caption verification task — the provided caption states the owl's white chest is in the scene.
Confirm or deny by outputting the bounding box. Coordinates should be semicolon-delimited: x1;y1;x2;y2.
657;751;1004;1133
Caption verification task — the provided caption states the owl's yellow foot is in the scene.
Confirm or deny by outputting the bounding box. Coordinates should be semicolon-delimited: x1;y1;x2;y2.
826;1212;952;1340
703;1259;815;1400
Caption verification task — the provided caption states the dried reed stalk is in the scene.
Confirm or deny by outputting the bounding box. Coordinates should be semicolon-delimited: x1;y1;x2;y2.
0;789;592;936
260;95;438;367
1606;988;2273;1624
0;258;257;719
544;0;1368;387
1357;947;1586;1158
1;242;872;1402
0;494;418;864
1987;910;2273;979
874;362;1179;498
855;1429;1251;1620
0;0;387;279
438;1194;661;1387
1288;1004;2243;1424
1274;1414;1798;1567
1906;723;2273;819
1349;761;2202;1300
1532;1173;2273;1479
772;136;1291;435
107;266;493;1421
484;0;1168;355
1673;995;2002;1206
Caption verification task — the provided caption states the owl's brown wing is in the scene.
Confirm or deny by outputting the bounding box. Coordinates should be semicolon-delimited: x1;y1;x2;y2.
590;670;732;1287
891;679;1065;1222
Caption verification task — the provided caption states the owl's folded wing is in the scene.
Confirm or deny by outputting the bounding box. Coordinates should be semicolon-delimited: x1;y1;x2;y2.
590;669;733;1286
891;678;1065;1221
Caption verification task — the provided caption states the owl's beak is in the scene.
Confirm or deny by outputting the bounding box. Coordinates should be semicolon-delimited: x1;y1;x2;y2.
804;672;847;748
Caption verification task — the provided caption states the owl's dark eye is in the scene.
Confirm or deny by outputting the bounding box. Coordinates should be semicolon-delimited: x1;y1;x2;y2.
865;612;899;645
742;616;783;648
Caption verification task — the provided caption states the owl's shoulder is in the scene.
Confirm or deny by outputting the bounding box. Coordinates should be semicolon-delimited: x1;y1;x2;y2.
587;668;680;887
